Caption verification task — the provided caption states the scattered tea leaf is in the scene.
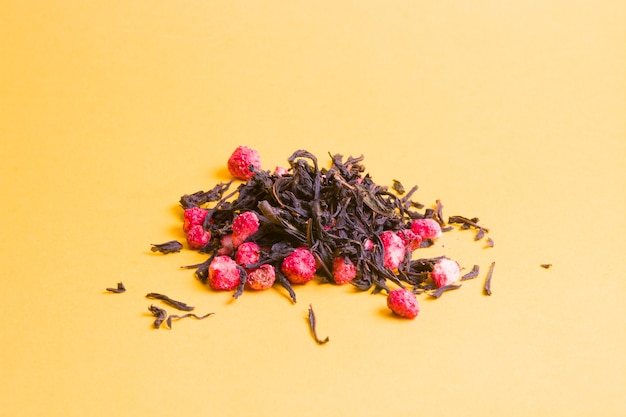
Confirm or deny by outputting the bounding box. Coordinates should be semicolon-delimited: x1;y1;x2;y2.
428;284;462;298
484;261;495;296
150;240;183;254
106;282;126;293
392;179;405;194
486;237;494;248
166;312;214;329
308;304;329;345
146;293;195;311
461;265;480;281
540;263;552;269
148;305;167;328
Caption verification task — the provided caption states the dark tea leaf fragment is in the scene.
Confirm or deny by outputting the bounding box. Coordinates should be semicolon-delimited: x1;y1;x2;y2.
148;305;168;328
146;293;195;311
308;304;329;345
428;284;462;298
484;261;495;296
392;179;405;194
486;237;494;248
540;263;552;269
448;215;489;233
106;282;126;293
150;240;183;254
461;265;480;281
474;227;485;241
166;312;214;329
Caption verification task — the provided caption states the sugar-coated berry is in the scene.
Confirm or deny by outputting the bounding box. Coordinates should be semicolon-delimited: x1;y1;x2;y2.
411;218;442;241
231;211;260;248
208;256;241;290
217;234;234;256
397;228;423;251
363;238;375;252
431;258;461;287
235;241;261;268
387;288;419;319
332;256;357;285
273;166;288;176
380;231;406;270
186;224;211;249
281;247;316;284
247;264;276;290
227;146;262;180
183;207;208;233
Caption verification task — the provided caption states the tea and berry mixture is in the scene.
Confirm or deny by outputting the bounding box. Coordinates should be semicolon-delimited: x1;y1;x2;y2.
149;147;494;321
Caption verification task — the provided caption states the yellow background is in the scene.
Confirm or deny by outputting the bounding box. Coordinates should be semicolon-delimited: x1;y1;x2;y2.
1;1;625;416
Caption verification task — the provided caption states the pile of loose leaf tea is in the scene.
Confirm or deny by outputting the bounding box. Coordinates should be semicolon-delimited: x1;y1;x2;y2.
151;148;494;320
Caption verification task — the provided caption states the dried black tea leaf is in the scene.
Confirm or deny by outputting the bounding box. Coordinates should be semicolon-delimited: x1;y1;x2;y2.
448;215;489;233
308;304;329;345
484;261;495;296
150;240;183;254
474;227;485;241
148;305;167;328
146;293;195;311
106;282;126;293
392;179;405;194
166;312;214;329
540;263;552;269
486;237;494;248
428;284;462;298
461;265;480;281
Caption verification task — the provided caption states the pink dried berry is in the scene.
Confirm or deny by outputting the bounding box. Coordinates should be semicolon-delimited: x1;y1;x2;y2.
247;264;276;290
273;166;288;176
186;224;211;249
430;258;460;287
231;211;260;248
208;255;241;291
281;247;316;284
235;241;261;268
380;231;406;270
227;146;262;180
387;288;419;319
332;256;357;285
411;218;442;241
397;228;423;251
217;234;234;256
183;207;208;233
363;238;375;252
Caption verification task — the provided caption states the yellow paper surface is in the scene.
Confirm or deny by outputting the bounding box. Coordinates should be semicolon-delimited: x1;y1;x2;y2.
1;1;625;416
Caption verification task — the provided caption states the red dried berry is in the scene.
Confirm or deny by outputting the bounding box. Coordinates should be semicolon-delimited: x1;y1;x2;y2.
231;211;260;248
431;258;461;287
235;241;261;269
183;207;208;233
208;256;241;291
332;256;357;285
247;264;276;290
380;231;406;270
411;218;442;241
227;146;262;180
217;234;234;256
281;247;316;285
186;224;211;249
273;166;288;176
387;288;419;319
397;228;423;251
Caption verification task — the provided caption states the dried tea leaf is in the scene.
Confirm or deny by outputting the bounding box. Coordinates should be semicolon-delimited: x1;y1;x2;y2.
166;312;214;329
428;284;462;298
148;305;167;328
146;293;194;311
106;282;126;293
484;262;496;296
150;240;183;254
540;263;552;269
461;265;480;281
308;304;329;345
